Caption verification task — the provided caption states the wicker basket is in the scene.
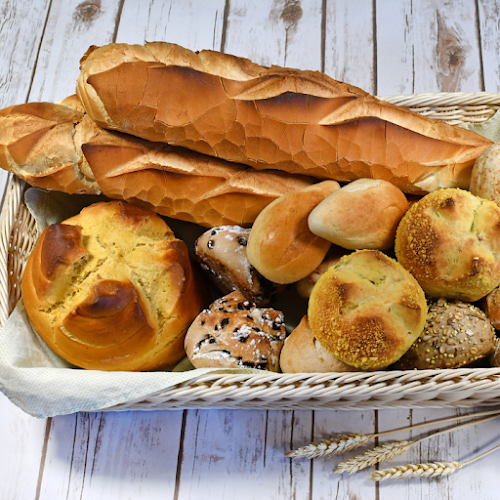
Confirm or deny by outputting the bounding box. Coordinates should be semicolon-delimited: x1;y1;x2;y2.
3;92;500;412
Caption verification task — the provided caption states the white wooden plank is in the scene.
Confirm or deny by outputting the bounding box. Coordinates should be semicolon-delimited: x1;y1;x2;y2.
117;0;226;51
39;411;184;500
223;0;323;70
376;408;500;500
477;0;500;92
29;0;123;102
324;0;376;94
376;0;483;94
177;409;312;500
0;393;48;500
0;0;50;107
311;409;377;499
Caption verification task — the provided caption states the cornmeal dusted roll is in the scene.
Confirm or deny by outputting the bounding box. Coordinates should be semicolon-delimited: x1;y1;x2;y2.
308;250;427;370
393;298;496;370
395;188;500;302
184;290;286;371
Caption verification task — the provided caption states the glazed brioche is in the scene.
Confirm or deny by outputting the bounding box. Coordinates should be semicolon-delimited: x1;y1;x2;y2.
0;101;314;227
77;42;492;194
22;200;210;371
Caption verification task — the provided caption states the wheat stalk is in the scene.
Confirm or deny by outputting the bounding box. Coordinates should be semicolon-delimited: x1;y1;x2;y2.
371;461;464;481
335;440;414;473
334;413;500;474
285;408;500;460
285;433;369;459
371;442;500;481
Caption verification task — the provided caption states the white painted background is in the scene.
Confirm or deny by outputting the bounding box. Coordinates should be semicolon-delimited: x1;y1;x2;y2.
1;0;500;498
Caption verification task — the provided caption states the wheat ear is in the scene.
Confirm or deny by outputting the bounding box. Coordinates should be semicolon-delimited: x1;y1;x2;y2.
334;413;500;474
285;408;500;460
371;442;500;481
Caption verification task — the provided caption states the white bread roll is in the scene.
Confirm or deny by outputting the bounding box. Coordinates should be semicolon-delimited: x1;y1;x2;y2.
246;181;339;284
280;316;358;373
308;178;409;250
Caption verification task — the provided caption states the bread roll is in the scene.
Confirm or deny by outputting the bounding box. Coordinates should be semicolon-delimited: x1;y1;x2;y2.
184;290;286;371
483;286;500;330
395;188;500;302
308;178;409;250
308;250;427;370
470;142;500;204
77;42;491;194
0;100;314;227
392;298;496;370
22;200;210;371
247;181;339;284
296;245;350;299
194;225;283;306
279;316;358;373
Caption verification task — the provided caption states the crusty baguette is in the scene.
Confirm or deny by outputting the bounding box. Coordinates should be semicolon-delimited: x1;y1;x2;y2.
0;100;314;227
77;42;493;194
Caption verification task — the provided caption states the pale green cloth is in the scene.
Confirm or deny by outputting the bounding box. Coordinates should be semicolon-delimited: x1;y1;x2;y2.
0;189;264;418
1;110;499;419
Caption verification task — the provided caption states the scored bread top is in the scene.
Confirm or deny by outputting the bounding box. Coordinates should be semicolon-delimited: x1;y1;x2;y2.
21;200;210;371
77;42;492;194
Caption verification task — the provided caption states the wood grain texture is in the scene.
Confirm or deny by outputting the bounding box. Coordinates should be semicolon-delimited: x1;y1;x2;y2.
223;0;323;69
376;0;483;94
324;0;376;94
117;0;226;51
29;0;124;102
0;393;48;500
477;0;500;92
38;411;184;500
1;1;500;499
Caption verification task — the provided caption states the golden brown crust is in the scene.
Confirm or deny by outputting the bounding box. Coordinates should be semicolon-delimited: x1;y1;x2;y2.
308;250;427;370
0;100;314;227
279;316;358;373
247;181;339;284
395;188;500;302
22;200;210;371
77;42;492;194
308;178;409;250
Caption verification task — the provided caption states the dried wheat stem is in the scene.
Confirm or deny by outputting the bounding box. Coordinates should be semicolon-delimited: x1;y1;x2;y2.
285;409;500;460
371;442;500;481
371;461;464;481
335;440;415;474
285;433;369;459
334;413;500;474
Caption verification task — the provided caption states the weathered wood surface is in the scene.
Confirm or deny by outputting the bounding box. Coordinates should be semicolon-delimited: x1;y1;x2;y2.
1;1;500;499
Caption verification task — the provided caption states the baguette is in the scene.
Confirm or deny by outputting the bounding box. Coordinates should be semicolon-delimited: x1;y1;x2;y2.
77;42;493;194
0;100;314;227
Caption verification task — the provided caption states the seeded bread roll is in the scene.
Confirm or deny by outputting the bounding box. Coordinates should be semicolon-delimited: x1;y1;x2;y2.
308;250;427;370
483;286;500;330
247;180;339;284
194;225;283;306
392;298;496;370
184;290;286;371
280;316;358;373
308;178;409;250
395;188;500;302
22;200;210;371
